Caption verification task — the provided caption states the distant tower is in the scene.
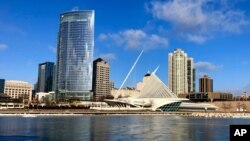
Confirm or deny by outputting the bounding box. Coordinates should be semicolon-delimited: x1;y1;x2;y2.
168;49;195;95
37;62;55;92
56;10;95;101
0;79;5;93
199;75;213;92
109;80;115;90
187;58;195;92
92;58;110;101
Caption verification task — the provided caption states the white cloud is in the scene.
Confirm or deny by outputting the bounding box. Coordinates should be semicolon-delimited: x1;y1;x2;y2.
150;0;206;27
195;61;223;71
148;0;250;43
48;45;56;53
0;43;8;50
98;33;107;41
242;61;250;65
0;22;26;36
186;34;206;43
97;53;116;61
98;29;168;50
195;61;223;78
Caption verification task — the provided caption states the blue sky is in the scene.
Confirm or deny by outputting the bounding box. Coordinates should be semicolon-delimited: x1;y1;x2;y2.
0;0;250;95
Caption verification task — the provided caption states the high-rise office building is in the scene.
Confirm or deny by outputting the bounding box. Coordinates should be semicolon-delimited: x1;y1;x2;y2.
37;62;55;92
0;79;5;93
168;48;195;95
92;58;110;101
199;75;213;92
56;10;95;101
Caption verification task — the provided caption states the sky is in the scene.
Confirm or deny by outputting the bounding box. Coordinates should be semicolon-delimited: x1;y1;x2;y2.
0;0;250;95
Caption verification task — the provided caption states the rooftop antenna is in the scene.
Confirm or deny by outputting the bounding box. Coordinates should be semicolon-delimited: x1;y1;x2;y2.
116;50;144;96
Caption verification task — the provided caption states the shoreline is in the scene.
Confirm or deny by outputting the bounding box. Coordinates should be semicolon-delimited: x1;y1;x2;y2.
0;109;250;118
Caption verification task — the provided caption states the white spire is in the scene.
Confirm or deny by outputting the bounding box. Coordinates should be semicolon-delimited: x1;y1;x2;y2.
116;50;144;95
152;65;160;75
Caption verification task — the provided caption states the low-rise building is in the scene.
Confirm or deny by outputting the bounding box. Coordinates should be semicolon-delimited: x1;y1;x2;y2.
178;92;233;102
36;92;54;103
0;93;11;102
4;80;32;101
0;93;24;109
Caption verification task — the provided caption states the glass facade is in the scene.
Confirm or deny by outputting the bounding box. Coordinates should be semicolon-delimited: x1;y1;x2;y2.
56;10;94;101
37;62;55;92
158;102;181;112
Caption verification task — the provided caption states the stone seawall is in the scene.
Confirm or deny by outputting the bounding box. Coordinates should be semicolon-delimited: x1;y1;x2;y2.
189;112;250;118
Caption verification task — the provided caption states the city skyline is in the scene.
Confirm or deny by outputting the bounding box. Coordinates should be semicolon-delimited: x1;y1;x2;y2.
0;0;250;95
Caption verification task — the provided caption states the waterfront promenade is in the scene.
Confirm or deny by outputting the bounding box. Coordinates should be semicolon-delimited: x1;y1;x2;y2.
0;109;175;115
0;109;250;118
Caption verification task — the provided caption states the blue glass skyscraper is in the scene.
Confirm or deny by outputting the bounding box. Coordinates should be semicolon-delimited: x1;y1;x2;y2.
56;10;94;101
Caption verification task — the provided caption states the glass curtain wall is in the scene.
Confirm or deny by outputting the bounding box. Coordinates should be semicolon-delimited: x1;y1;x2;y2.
56;10;94;101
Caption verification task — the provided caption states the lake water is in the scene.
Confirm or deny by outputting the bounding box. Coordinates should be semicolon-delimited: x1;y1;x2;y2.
0;115;249;141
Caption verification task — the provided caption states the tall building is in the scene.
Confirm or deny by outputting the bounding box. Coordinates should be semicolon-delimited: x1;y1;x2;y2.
109;80;114;90
4;80;32;101
37;62;55;92
187;58;195;92
56;10;95;101
52;65;57;91
0;79;5;93
92;58;110;101
168;48;195;95
199;75;213;92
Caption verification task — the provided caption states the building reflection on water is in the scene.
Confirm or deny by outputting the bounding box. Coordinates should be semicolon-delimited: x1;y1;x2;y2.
0;115;248;141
